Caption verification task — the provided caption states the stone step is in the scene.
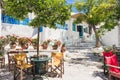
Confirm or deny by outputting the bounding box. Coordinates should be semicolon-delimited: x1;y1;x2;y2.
66;42;95;50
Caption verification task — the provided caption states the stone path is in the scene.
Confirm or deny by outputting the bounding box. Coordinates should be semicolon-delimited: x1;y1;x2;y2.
0;49;107;80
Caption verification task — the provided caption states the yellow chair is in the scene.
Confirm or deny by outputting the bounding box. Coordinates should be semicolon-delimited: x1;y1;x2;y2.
49;52;64;78
13;53;33;80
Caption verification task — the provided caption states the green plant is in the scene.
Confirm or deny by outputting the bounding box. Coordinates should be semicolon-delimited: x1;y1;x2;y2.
0;36;8;50
41;41;49;49
18;37;29;46
4;0;71;56
0;51;4;56
31;38;38;49
7;35;18;43
103;46;112;52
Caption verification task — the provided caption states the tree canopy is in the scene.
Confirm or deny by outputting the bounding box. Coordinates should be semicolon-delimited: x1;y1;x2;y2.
4;0;71;28
4;0;71;55
74;0;118;47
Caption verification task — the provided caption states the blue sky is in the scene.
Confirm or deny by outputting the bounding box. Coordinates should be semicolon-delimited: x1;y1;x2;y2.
66;0;75;4
66;0;78;12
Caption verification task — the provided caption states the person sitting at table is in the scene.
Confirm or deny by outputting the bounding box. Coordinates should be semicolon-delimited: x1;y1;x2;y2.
61;43;70;61
10;42;17;49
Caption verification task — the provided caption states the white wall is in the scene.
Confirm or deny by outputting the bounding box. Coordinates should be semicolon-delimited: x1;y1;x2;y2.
101;26;118;46
40;27;69;43
1;23;34;37
1;23;80;45
0;12;81;44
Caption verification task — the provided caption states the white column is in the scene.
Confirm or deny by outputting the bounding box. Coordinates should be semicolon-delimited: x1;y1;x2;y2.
0;8;2;36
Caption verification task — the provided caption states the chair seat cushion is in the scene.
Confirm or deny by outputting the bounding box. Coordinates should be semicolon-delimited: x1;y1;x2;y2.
110;71;120;78
17;63;33;69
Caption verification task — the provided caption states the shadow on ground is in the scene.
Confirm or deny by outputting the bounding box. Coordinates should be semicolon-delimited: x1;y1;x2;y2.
0;68;45;80
92;71;108;80
68;52;103;68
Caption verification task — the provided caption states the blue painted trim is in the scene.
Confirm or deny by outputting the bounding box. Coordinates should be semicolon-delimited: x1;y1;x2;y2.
2;14;68;30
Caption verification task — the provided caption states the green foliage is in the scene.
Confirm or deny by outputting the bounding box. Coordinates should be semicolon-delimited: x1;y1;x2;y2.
0;36;8;49
6;35;17;43
74;0;118;33
74;0;118;47
103;46;113;52
31;38;38;46
0;51;4;56
4;0;71;54
4;0;71;28
18;37;29;46
115;0;120;20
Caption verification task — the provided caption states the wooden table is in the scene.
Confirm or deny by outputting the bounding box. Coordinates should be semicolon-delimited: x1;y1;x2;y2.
7;49;59;71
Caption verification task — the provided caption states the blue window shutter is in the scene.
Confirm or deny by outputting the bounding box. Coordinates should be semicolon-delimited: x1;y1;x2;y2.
72;24;76;31
39;27;43;32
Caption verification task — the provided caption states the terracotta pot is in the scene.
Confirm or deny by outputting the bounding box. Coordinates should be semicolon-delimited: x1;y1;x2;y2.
21;44;28;49
52;45;58;50
42;44;48;49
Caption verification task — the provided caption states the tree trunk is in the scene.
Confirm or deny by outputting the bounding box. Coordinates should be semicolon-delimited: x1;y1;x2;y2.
95;32;101;47
37;27;40;56
91;24;101;47
88;24;92;35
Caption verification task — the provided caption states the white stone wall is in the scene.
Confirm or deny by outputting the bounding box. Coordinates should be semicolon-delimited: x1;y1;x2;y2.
101;26;119;46
1;23;79;44
1;23;34;37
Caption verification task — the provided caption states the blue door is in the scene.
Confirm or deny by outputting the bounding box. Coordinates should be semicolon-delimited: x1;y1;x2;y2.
77;25;83;38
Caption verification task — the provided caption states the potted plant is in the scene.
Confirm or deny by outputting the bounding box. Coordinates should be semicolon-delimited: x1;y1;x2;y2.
103;46;113;52
18;37;29;49
31;38;38;49
6;35;18;49
0;36;7;57
41;41;49;49
52;41;58;50
52;40;61;50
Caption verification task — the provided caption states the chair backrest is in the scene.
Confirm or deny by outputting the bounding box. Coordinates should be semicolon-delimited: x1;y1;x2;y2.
14;53;26;66
51;52;63;66
105;54;120;72
103;50;113;57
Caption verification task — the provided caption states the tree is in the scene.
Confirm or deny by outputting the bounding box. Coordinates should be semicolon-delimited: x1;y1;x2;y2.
115;0;120;20
4;0;71;56
74;0;118;47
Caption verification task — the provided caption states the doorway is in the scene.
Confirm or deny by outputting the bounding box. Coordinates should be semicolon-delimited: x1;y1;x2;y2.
77;25;83;38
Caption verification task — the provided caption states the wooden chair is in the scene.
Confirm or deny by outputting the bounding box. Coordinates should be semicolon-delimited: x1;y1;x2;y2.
7;50;29;71
0;56;5;68
13;53;33;80
7;51;17;71
105;54;120;80
48;52;64;78
102;50;114;75
112;45;120;62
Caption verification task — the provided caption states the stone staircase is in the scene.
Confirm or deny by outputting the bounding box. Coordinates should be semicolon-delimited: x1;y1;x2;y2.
66;40;95;50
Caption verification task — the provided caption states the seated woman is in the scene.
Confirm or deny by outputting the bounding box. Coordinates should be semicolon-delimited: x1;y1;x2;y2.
61;44;70;61
10;42;17;49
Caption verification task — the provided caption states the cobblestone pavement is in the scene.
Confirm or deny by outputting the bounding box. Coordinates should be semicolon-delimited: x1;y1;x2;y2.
0;49;107;80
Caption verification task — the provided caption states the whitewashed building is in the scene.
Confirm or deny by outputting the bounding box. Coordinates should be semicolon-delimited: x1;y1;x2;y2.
0;10;81;44
1;8;118;46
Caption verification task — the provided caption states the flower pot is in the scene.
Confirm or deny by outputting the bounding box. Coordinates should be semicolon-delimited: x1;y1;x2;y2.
52;45;58;50
42;44;48;49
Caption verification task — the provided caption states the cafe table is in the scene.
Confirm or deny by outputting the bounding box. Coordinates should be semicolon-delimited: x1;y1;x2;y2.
30;56;51;75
